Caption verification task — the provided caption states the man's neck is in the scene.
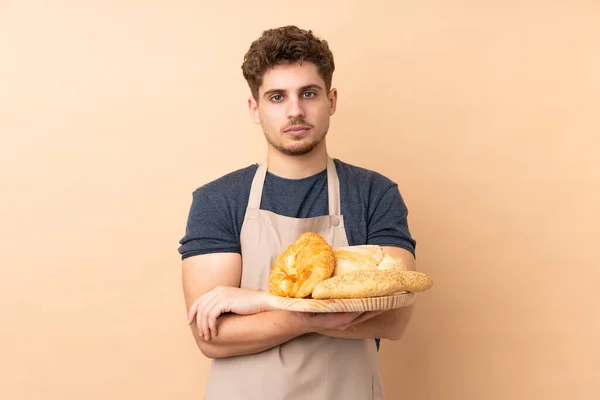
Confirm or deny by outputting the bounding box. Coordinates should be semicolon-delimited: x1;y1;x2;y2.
266;144;329;179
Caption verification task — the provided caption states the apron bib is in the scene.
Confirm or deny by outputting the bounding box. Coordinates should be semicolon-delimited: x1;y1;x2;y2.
203;157;385;400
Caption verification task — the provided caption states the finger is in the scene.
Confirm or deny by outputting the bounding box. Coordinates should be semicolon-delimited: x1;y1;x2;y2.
196;309;204;339
207;297;227;341
329;311;361;317
187;298;202;325
188;289;216;324
208;307;222;339
332;312;371;330
352;311;381;324
201;296;223;341
194;292;217;339
342;312;365;328
194;297;212;339
187;303;197;325
352;311;374;323
349;311;383;325
329;311;361;322
326;312;362;329
343;312;363;321
188;297;209;325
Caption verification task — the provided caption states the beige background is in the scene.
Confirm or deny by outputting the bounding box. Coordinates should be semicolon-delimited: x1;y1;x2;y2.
1;1;599;399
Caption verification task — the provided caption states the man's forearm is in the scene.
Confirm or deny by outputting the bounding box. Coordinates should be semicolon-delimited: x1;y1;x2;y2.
320;305;414;340
192;310;310;359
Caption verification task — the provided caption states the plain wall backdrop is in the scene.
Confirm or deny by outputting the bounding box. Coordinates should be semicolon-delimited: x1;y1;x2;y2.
1;1;599;399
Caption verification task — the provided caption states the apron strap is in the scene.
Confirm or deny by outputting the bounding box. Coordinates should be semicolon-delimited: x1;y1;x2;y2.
326;157;341;216
247;161;268;211
246;157;342;216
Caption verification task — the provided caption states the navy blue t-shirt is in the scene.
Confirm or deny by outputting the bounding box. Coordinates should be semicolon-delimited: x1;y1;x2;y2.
178;158;417;350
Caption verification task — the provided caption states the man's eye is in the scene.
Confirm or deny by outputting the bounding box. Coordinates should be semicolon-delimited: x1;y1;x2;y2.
271;95;283;102
303;92;316;98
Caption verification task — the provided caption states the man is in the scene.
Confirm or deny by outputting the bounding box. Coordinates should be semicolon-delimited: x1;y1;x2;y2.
179;25;417;400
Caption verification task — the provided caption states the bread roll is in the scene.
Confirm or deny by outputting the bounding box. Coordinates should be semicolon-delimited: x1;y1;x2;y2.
375;253;407;271
268;232;336;298
311;269;433;299
332;245;384;276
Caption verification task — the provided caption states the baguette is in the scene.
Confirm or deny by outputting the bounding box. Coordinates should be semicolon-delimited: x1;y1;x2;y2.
311;269;433;299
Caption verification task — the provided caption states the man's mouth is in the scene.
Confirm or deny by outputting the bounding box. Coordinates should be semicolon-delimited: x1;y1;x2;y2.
283;125;311;134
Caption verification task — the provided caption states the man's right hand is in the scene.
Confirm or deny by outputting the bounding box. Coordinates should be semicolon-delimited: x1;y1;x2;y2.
295;311;383;332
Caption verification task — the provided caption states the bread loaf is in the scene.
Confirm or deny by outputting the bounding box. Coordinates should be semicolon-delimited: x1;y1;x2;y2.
332;245;383;276
311;269;433;299
376;253;407;271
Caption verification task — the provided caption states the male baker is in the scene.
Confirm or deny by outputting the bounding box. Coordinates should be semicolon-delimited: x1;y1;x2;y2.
179;25;417;400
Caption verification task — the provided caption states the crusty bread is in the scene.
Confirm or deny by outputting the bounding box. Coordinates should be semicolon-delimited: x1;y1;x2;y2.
332;245;384;276
374;253;407;271
268;232;336;298
311;269;433;299
333;245;408;275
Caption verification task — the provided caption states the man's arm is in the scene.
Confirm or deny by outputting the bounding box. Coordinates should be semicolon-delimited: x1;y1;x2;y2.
182;253;366;359
318;246;417;341
182;253;312;359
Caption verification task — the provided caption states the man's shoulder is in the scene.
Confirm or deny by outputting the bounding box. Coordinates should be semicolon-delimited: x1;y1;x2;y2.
193;163;258;199
334;158;397;189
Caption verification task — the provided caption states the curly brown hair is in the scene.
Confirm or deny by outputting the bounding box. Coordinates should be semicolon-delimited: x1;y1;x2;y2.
241;25;335;101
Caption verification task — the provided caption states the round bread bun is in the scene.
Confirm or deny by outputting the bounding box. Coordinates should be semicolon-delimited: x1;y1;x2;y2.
268;232;336;298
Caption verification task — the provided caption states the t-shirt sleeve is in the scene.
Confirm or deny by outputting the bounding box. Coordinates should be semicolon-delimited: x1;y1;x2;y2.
178;188;240;260
366;184;417;257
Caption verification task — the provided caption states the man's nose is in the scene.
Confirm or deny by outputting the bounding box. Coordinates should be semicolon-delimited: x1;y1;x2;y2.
287;97;305;119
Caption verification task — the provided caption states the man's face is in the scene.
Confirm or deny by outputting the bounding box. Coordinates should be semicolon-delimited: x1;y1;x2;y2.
249;62;337;156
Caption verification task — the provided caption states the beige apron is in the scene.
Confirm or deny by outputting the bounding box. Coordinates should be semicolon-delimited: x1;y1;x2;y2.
203;157;385;400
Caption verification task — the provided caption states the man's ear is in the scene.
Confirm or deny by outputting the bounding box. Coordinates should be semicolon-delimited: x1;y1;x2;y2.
328;88;338;116
248;96;260;124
